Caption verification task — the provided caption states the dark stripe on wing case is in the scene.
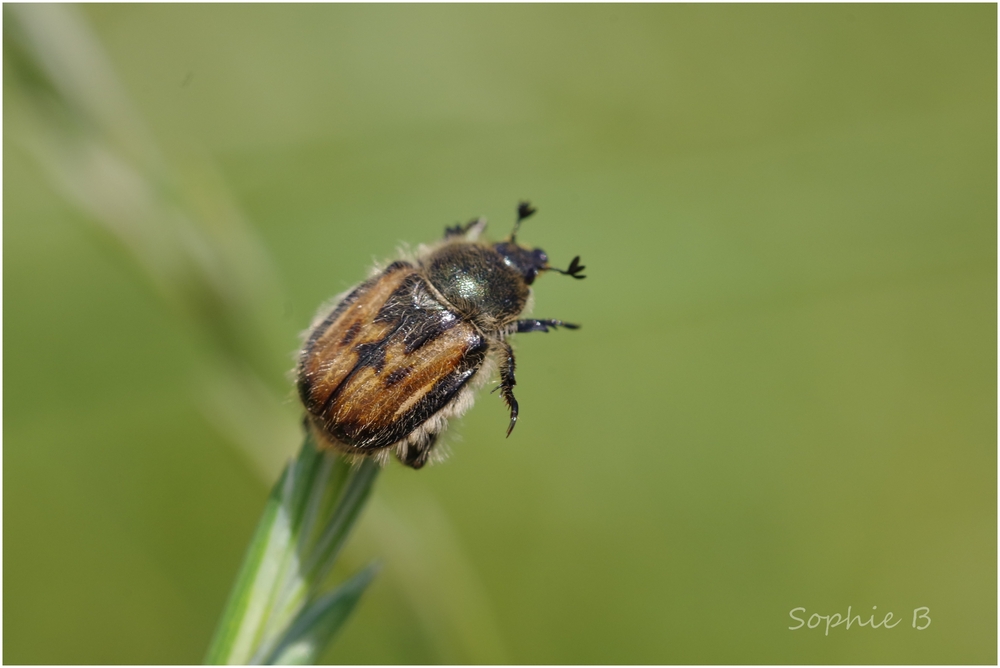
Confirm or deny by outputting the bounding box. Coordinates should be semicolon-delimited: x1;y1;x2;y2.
384;367;414;387
316;318;405;417
303;279;370;350
353;337;391;374
303;260;414;352
340;321;363;346
329;331;488;450
297;276;379;407
402;313;459;353
373;273;423;323
303;265;417;413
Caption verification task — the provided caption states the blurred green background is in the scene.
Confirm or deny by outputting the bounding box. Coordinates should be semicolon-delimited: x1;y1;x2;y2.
4;4;995;664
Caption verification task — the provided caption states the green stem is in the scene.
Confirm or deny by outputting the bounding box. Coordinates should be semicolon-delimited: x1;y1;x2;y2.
205;433;380;665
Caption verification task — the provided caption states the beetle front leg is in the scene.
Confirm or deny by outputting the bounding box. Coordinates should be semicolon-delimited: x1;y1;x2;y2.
515;319;580;334
494;341;519;437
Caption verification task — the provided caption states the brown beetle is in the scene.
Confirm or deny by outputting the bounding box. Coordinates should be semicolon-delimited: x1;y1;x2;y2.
296;202;584;469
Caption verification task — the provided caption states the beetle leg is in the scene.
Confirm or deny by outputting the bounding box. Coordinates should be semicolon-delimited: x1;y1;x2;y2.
515;319;580;334
496;341;519;437
397;432;438;469
444;217;486;240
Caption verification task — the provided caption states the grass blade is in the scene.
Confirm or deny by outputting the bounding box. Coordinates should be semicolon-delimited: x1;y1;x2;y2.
205;433;380;664
204;464;293;663
264;564;380;665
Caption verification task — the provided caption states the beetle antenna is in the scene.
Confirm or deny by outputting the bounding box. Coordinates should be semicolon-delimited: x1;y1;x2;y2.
510;201;536;243
548;255;586;280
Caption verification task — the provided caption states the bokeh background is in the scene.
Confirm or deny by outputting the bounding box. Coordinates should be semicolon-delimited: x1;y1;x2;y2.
4;4;996;664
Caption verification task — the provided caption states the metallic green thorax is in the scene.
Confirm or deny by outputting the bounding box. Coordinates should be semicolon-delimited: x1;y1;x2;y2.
424;243;535;326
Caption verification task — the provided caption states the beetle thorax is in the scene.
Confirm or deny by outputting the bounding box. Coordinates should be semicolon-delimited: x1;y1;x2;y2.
423;243;529;329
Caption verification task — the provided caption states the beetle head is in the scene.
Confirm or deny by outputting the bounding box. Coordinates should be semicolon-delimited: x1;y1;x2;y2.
495;201;586;285
493;242;549;286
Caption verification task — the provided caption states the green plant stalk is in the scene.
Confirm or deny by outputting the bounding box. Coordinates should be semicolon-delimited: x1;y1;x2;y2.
205;431;380;665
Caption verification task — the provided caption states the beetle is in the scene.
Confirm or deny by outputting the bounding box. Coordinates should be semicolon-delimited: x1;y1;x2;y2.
296;202;585;469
